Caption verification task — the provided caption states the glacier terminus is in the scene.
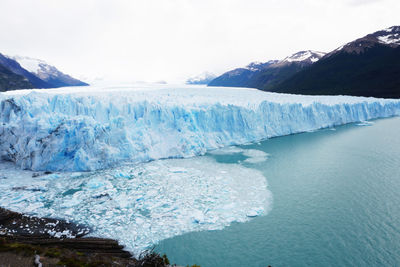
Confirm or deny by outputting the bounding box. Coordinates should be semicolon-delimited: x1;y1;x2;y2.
1;84;400;172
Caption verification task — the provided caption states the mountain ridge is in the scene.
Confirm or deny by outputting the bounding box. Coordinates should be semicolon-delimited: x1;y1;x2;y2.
267;26;400;98
0;53;88;92
207;26;400;98
11;56;88;88
0;53;52;89
208;50;325;89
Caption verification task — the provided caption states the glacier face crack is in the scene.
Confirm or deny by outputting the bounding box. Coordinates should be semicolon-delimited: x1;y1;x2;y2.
1;85;400;171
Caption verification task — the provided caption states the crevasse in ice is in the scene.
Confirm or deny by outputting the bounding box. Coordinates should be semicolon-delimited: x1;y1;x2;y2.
1;84;400;171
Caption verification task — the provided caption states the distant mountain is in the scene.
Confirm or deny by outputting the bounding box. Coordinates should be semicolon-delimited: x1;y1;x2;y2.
186;72;217;85
12;56;88;88
208;51;325;89
208;60;278;87
249;51;326;90
268;26;400;98
0;53;88;92
0;62;33;91
0;53;52;89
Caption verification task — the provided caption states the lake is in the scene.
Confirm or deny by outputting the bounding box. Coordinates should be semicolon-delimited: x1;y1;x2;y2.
156;117;400;267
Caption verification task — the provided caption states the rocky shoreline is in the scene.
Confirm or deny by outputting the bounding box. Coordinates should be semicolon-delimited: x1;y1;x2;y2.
0;207;171;266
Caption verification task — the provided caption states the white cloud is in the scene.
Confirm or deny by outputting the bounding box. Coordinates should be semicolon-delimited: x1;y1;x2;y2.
0;0;398;83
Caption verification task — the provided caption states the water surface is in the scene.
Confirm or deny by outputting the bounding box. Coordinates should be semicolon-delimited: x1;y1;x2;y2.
156;117;400;267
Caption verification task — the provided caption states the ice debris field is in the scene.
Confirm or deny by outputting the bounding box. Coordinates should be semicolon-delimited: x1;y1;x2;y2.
1;84;400;172
1;84;400;254
0;152;271;254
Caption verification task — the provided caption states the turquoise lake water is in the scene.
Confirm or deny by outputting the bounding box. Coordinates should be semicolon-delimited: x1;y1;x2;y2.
156;117;400;266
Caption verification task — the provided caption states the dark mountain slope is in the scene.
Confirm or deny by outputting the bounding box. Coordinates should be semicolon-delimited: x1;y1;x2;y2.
248;63;309;90
270;45;400;98
208;51;325;89
0;53;51;88
267;26;400;98
208;61;278;87
0;63;33;92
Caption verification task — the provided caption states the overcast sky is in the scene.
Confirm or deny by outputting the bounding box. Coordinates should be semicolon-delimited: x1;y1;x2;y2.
0;0;398;83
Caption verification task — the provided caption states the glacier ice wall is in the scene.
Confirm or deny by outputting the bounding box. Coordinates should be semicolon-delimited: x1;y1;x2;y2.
1;85;400;171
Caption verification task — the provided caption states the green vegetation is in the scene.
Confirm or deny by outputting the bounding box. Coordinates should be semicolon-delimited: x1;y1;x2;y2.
45;247;62;258
0;237;174;266
162;253;170;265
0;238;41;256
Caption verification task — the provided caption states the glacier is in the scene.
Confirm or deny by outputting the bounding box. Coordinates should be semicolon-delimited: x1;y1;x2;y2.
1;84;400;171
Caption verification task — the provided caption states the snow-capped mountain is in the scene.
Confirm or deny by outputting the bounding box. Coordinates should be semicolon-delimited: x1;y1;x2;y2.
329;26;400;56
209;26;400;98
0;53;50;90
0;52;89;91
208;51;324;88
12;56;88;88
270;26;400;98
186;72;217;85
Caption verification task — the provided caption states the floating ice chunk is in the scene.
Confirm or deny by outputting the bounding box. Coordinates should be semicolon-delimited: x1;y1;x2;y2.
243;157;268;164
243;149;269;164
209;146;245;155
0;156;271;255
210;146;269;164
246;207;264;217
357;121;374;126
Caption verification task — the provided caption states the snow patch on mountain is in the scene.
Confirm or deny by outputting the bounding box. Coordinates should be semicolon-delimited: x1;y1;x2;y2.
377;33;400;45
329;26;400;56
245;60;278;71
12;56;63;81
12;56;47;75
281;50;326;64
375;26;400;45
